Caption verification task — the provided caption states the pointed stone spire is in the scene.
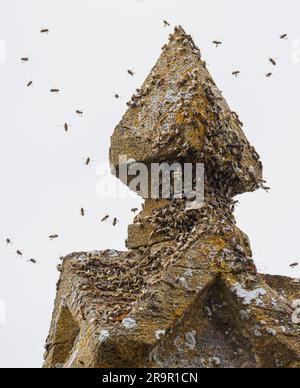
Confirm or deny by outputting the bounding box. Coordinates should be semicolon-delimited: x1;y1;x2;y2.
110;26;262;197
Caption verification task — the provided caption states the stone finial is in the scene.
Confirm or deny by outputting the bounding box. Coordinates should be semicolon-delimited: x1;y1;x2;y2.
43;27;300;369
110;26;262;197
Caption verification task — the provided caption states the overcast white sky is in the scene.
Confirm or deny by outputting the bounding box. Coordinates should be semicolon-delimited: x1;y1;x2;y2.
0;0;300;368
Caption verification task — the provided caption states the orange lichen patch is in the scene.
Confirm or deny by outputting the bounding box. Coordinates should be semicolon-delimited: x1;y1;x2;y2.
113;312;130;322
205;236;227;251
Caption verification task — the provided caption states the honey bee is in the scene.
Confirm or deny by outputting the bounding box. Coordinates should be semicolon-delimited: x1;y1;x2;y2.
64;123;69;132
50;88;60;93
163;20;171;27
27;80;33;87
269;58;277;66
114;94;120;99
40;28;49;34
232;71;240;78
113;218;119;226
16;250;23;258
28;259;37;264
127;69;135;77
80;208;85;217
290;262;299;269
101;215;109;222
21;57;29;63
76;110;83;116
6;238;12;245
280;34;288;40
49;235;59;241
131;208;138;214
213;40;222;48
265;73;273;78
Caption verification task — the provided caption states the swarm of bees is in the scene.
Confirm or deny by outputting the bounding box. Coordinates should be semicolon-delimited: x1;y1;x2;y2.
11;24;293;276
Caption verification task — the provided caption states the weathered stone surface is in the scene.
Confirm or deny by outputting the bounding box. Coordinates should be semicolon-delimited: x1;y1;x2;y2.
44;27;300;369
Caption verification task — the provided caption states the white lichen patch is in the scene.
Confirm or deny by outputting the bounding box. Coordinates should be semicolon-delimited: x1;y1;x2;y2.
122;318;137;329
254;328;262;337
185;330;197;350
209;357;221;367
240;310;250;321
266;328;277;337
155;330;166;340
107;250;119;258
231;283;267;306
99;330;110;343
184;268;193;277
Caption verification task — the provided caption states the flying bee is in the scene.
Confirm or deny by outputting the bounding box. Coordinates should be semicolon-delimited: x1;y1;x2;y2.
131;208;138;214
21;57;29;63
265;72;273;78
280;34;288;40
40;28;49;34
290;262;299;269
28;259;37;264
76;110;83;116
27;80;33;87
50;88;60;93
63;123;69;132
269;58;277;66
163;20;171;27
127;69;135;77
16;250;23;258
80;208;85;217
114;94;120;99
101;215;109;222
6;238;12;245
113;218;119;226
213;40;222;48
49;234;59;241
232;71;240;78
